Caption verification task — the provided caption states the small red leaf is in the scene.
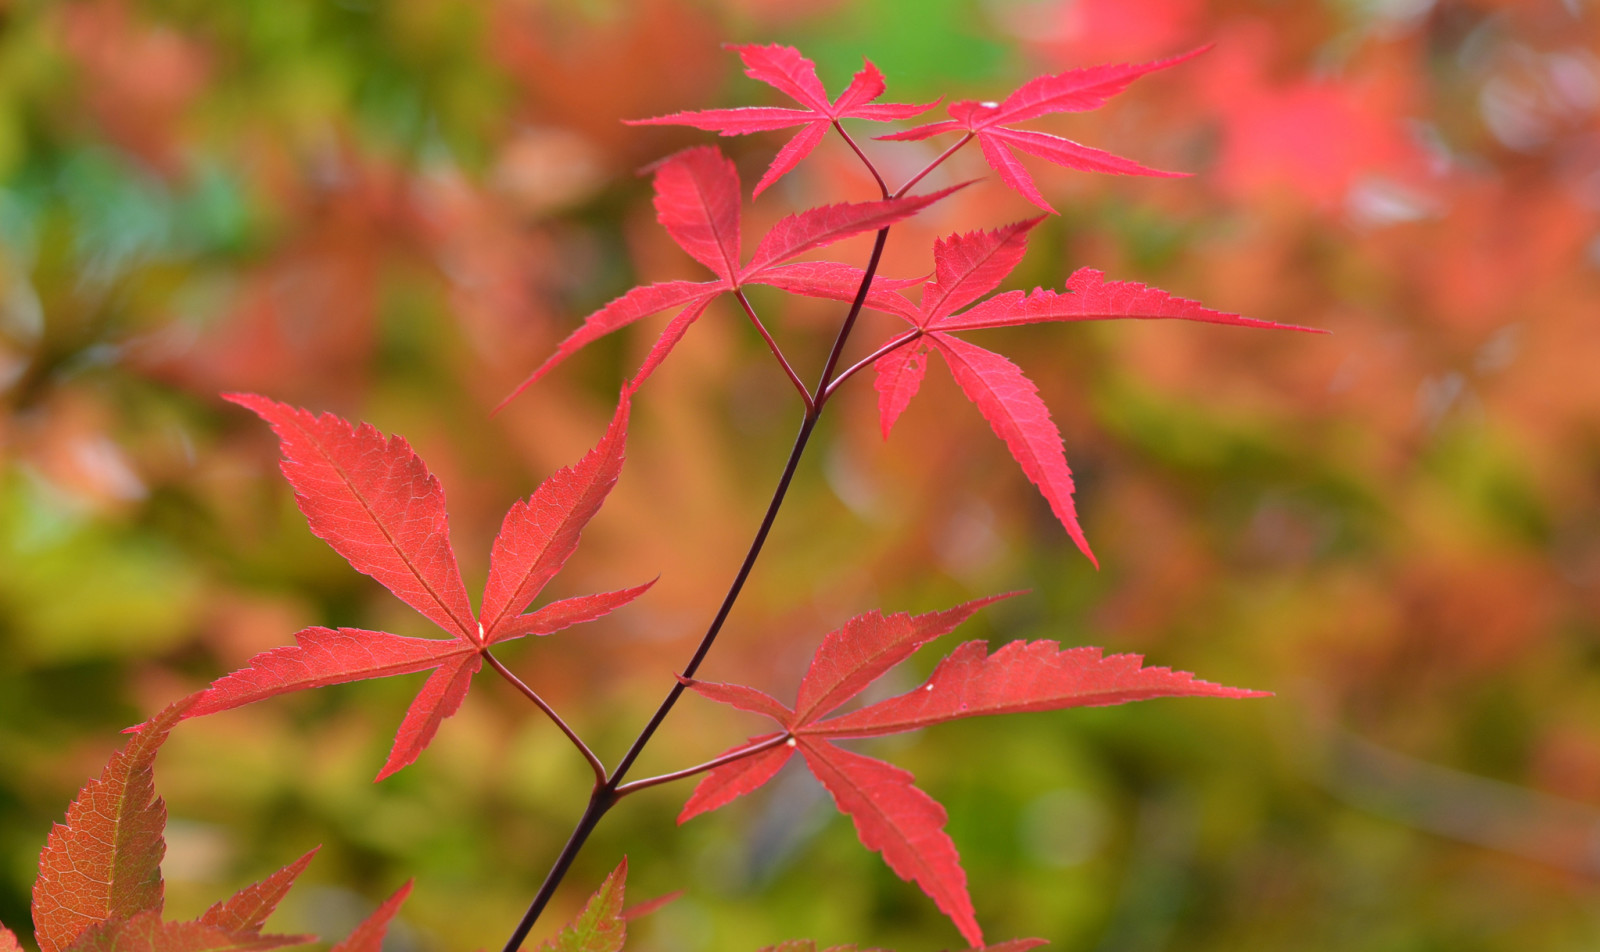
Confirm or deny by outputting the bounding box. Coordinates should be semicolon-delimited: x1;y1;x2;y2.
628;294;719;389
681;678;793;725
873;341;928;439
619;890;683;923
652;147;742;282
792;596;1014;728
929;334;1095;566
34;699;194;952
328;883;411;952
747;262;919;321
677;734;792;824
481;390;632;641
751;121;828;199
798;740;980;946
197;849;319;936
976;135;1055;214
918;219;1043;328
1;924;21;952
810;640;1269;738
492;580;656;642
742;184;967;279
377;652;483;782
223;394;476;642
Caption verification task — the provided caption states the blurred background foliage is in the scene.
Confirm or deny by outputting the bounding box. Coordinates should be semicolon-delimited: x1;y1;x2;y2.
2;0;1599;949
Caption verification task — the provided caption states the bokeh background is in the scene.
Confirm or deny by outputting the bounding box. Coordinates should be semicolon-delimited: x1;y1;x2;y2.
3;0;1599;949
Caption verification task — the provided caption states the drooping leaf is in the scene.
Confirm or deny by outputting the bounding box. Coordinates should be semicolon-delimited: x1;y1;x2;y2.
678;734;792;823
798;740;980;946
880;50;1205;212
34;699;194;952
327;883;411;952
503;148;956;398
222;394;477;642
629;44;935;196
66;913;308;952
197;849;319;936
810;640;1270;737
193;393;646;780
537;860;627;952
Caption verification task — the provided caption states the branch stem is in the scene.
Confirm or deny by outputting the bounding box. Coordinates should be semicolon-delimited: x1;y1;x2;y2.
895;132;974;198
614;733;792;797
735;289;814;412
834;121;890;199
823;329;923;400
485;651;607;787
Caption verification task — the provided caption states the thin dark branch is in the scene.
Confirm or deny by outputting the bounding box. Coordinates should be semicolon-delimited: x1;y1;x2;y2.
895;132;974;198
736;289;814;412
834;121;890;199
614;733;793;797
484;651;607;787
822;329;923;401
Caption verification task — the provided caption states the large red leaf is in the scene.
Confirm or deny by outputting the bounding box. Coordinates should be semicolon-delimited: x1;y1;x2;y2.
34;699;193;952
811;640;1268;737
629;44;934;196
537;861;628;952
881;50;1202;211
928;333;1095;566
223;394;477;642
65;913;308;952
327;883;411;952
791;596;1014;727
798;740;980;946
197;849;319;936
678;734;793;823
481;391;632;641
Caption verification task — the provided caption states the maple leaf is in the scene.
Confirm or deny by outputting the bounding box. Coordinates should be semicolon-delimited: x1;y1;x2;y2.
864;218;1323;565
679;597;1265;945
196;850;319;937
33;699;195;952
185;390;649;780
499;146;959;407
538;860;628;952
64;914;308;952
628;43;936;197
328;883;411;952
879;50;1205;213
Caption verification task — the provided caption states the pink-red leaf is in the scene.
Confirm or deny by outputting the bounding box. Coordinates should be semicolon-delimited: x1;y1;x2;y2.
742;184;967;279
223;394;476;642
929;334;1094;565
976;135;1055;214
748;263;919;321
197;849;319;936
185;628;473;719
377;651;483;781
34;699;193;952
992;127;1180;180
328;883;411;952
935;268;1324;333
652;147;742;282
619;890;683;923
873;340;929;439
481;391;632;641
811;640;1268;738
628;293;719;389
492;580;657;643
751;121;829;199
537;860;627;952
677;734;793;824
0;924;20;952
792;596;1014;727
66;913;309;952
991;49;1206;125
917;220;1043;328
798;740;980;946
682;678;793;724
497;282;719;407
629;105;817;135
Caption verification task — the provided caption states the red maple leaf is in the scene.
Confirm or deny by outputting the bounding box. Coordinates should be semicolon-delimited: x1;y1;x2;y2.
861;217;1321;565
677;596;1264;945
879;50;1204;213
183;390;650;780
627;43;936;196
500;146;958;408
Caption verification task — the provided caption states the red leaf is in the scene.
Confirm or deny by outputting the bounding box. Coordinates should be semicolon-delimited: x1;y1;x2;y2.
798;740;980;946
928;334;1095;566
916;220;1043;328
197;849;319;936
185;628;475;720
629;294;719;390
537;861;627;952
496;282;719;409
481;391;632;641
493;580;657;642
747;262;919;321
811;640;1269;738
741;184;968;279
1;924;21;952
792;596;1015;727
222;394;476;642
872;340;928;439
881;50;1202;210
652;146;742;282
681;679;793;724
328;883;411;952
934;267;1325;333
66;913;309;952
378;652;483;781
619;890;683;923
629;44;935;196
34;699;194;952
677;734;792;824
